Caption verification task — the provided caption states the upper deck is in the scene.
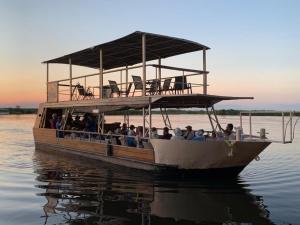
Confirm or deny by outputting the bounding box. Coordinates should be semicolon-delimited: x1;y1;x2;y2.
43;31;214;105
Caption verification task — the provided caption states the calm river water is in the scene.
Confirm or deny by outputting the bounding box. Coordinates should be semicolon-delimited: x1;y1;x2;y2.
0;114;299;225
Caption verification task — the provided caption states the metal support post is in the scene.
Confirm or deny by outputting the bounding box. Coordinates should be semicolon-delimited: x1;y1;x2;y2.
99;49;103;99
46;63;49;102
206;107;215;132
143;107;146;137
240;112;243;128
158;58;161;93
203;48;207;95
149;102;152;138
125;65;128;92
249;113;252;138
282;112;285;143
290;111;293;142
69;58;72;100
142;34;146;96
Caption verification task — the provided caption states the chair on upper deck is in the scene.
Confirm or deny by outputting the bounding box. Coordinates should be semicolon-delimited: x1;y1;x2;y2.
161;78;173;94
147;79;160;95
72;83;94;100
132;75;143;96
108;80;132;97
173;76;192;94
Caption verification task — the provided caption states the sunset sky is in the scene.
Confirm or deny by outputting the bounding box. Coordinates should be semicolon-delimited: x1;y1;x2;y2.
0;0;299;109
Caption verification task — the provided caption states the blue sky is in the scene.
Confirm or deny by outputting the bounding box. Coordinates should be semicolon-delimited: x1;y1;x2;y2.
0;0;299;109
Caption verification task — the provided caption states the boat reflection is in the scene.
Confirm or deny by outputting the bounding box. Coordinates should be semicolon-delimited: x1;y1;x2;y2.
33;150;274;225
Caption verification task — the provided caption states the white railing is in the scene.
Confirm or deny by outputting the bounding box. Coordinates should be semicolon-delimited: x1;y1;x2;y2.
239;111;299;144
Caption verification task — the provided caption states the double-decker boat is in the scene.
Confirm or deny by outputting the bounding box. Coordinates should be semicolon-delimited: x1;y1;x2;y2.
33;31;296;176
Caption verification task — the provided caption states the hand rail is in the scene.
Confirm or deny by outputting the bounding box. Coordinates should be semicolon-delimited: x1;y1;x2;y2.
239;111;299;144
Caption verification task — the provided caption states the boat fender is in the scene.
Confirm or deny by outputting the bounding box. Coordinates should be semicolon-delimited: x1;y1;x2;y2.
255;155;260;161
224;140;236;157
106;143;113;156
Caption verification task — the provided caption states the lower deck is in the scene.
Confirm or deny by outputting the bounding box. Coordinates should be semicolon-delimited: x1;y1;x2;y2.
33;128;155;170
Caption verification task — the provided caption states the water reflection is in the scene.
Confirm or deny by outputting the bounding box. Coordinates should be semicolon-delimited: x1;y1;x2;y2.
33;150;274;225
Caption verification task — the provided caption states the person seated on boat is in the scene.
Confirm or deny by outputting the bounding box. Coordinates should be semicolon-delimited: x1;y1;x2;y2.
206;130;217;141
171;128;184;140
128;125;136;136
113;125;122;145
87;115;97;132
50;113;58;129
161;127;172;140
126;125;137;147
223;123;235;140
150;127;159;139
183;125;195;140
192;129;205;141
66;113;73;127
72;115;81;130
120;123;128;135
55;116;64;138
136;126;144;148
114;125;121;135
223;123;234;136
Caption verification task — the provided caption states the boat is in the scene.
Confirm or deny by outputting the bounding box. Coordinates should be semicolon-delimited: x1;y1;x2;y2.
33;31;297;177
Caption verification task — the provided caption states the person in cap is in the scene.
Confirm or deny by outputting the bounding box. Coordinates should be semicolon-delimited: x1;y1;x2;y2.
192;129;205;141
183;125;194;140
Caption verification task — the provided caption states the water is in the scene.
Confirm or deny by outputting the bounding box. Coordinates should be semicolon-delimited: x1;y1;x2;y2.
0;114;300;225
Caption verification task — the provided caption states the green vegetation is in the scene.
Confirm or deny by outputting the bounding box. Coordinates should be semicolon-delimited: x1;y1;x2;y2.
107;109;300;116
0;107;37;114
1;107;299;116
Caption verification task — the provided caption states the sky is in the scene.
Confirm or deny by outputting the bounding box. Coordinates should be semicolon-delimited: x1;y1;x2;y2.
0;0;299;109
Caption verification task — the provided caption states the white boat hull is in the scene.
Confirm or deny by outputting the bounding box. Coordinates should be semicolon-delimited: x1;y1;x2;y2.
151;139;271;170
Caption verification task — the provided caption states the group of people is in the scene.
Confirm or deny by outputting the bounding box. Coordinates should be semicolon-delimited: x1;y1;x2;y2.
154;123;234;142
49;112;235;146
49;113;97;133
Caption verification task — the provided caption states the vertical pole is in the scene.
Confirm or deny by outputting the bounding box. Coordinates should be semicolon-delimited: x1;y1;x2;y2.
282;112;285;143
99;49;103;99
120;70;122;92
158;58;161;93
125;65;128;93
142;34;146;96
206;107;215;132
182;70;184;91
290;111;293;142
249;113;252;138
84;76;87;90
203;48;207;95
46;63;49;102
69;58;72;101
142;107;145;137
240;112;243;128
149;99;152;138
101;113;105;134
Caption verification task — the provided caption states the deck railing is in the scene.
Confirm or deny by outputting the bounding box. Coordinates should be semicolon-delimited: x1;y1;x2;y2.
239;111;299;143
47;64;209;103
55;129;152;150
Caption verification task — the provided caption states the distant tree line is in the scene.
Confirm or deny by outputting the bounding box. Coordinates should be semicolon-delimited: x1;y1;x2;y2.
106;109;300;116
1;107;299;116
0;108;37;114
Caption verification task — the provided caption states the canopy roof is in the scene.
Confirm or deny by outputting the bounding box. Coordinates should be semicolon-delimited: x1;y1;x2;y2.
43;31;209;70
45;94;253;111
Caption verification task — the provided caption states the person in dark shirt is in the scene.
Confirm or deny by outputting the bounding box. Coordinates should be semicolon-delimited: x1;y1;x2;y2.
161;127;172;140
